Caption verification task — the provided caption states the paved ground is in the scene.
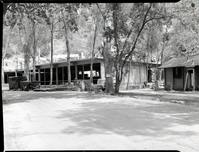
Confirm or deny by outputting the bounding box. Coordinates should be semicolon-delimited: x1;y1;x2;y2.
3;90;199;151
119;89;199;107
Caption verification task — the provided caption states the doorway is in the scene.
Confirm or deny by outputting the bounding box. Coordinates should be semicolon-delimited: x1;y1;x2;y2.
184;68;195;91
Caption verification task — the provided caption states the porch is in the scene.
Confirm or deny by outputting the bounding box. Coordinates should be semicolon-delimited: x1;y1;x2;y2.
35;58;104;85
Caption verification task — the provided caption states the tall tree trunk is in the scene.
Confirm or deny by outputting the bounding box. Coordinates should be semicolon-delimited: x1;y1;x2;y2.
18;20;33;81
114;68;122;93
33;23;36;81
146;38;149;83
32;22;36;81
32;55;36;81
154;48;159;91
113;3;121;93
50;20;54;86
22;31;32;81
96;3;114;93
161;26;168;65
161;43;164;65
19;32;30;81
66;38;71;86
90;21;98;91
15;56;17;77
32;57;35;81
24;44;30;81
62;10;71;86
2;58;5;84
126;60;131;90
2;26;13;83
103;39;114;93
160;38;167;82
2;21;7;84
139;58;141;85
63;29;71;86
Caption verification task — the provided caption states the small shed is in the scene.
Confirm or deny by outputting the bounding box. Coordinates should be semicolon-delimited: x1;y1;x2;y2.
159;54;199;91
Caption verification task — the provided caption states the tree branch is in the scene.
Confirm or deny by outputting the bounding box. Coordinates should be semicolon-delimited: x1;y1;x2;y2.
119;29;132;58
121;3;153;73
95;3;105;18
145;16;166;24
53;20;59;26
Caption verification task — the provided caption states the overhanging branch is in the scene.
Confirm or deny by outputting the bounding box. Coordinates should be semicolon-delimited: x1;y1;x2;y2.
120;3;153;72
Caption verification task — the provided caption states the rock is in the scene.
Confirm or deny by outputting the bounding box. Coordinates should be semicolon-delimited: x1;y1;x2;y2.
171;100;185;105
176;100;185;105
171;100;177;103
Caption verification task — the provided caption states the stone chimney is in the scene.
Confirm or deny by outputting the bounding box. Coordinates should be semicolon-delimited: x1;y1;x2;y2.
192;60;194;66
81;52;85;59
186;56;189;61
38;48;40;64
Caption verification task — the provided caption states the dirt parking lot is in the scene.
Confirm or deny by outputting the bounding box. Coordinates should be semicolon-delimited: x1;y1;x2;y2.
3;90;199;151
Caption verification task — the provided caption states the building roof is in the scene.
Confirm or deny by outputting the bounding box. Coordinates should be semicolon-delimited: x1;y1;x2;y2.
35;57;160;69
35;57;104;68
159;54;199;68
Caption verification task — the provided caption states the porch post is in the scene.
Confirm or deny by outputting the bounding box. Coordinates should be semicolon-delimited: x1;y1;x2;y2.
184;70;188;91
44;69;46;85
164;69;166;90
82;64;84;80
56;67;58;85
182;67;184;90
193;68;195;91
75;64;77;79
29;71;31;81
62;67;64;84
100;62;105;80
6;74;8;84
15;69;17;77
38;68;41;82
126;60;131;90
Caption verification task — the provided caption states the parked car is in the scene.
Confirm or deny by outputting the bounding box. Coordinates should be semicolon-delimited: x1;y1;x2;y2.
97;79;106;91
97;79;116;91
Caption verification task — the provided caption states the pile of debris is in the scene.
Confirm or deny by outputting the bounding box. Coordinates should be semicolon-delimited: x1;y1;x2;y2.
8;76;40;91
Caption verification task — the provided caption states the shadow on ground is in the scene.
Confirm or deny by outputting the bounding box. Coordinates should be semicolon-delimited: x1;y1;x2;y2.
4;90;199;141
55;97;199;140
3;90;115;105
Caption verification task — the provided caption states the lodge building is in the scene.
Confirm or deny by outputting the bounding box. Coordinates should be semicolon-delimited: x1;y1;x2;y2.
4;57;159;90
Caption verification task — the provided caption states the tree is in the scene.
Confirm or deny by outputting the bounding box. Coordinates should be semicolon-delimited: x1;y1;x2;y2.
69;6;93;57
163;0;199;61
89;18;98;90
97;3;168;93
85;4;101;91
96;3;116;93
27;4;51;81
60;3;79;86
30;21;37;81
41;4;56;85
3;12;16;82
10;3;49;81
2;3;22;83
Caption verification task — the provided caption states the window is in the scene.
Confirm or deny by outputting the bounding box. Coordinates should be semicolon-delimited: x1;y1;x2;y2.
173;67;182;78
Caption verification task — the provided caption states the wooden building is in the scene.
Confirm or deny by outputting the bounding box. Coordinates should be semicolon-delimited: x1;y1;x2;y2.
159;54;199;91
35;58;103;85
4;57;159;90
35;57;158;89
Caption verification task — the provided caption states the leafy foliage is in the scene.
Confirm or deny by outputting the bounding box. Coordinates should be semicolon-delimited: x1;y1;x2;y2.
163;0;199;61
3;2;199;91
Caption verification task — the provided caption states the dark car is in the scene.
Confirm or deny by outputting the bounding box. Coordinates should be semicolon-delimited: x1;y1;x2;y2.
97;79;116;91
